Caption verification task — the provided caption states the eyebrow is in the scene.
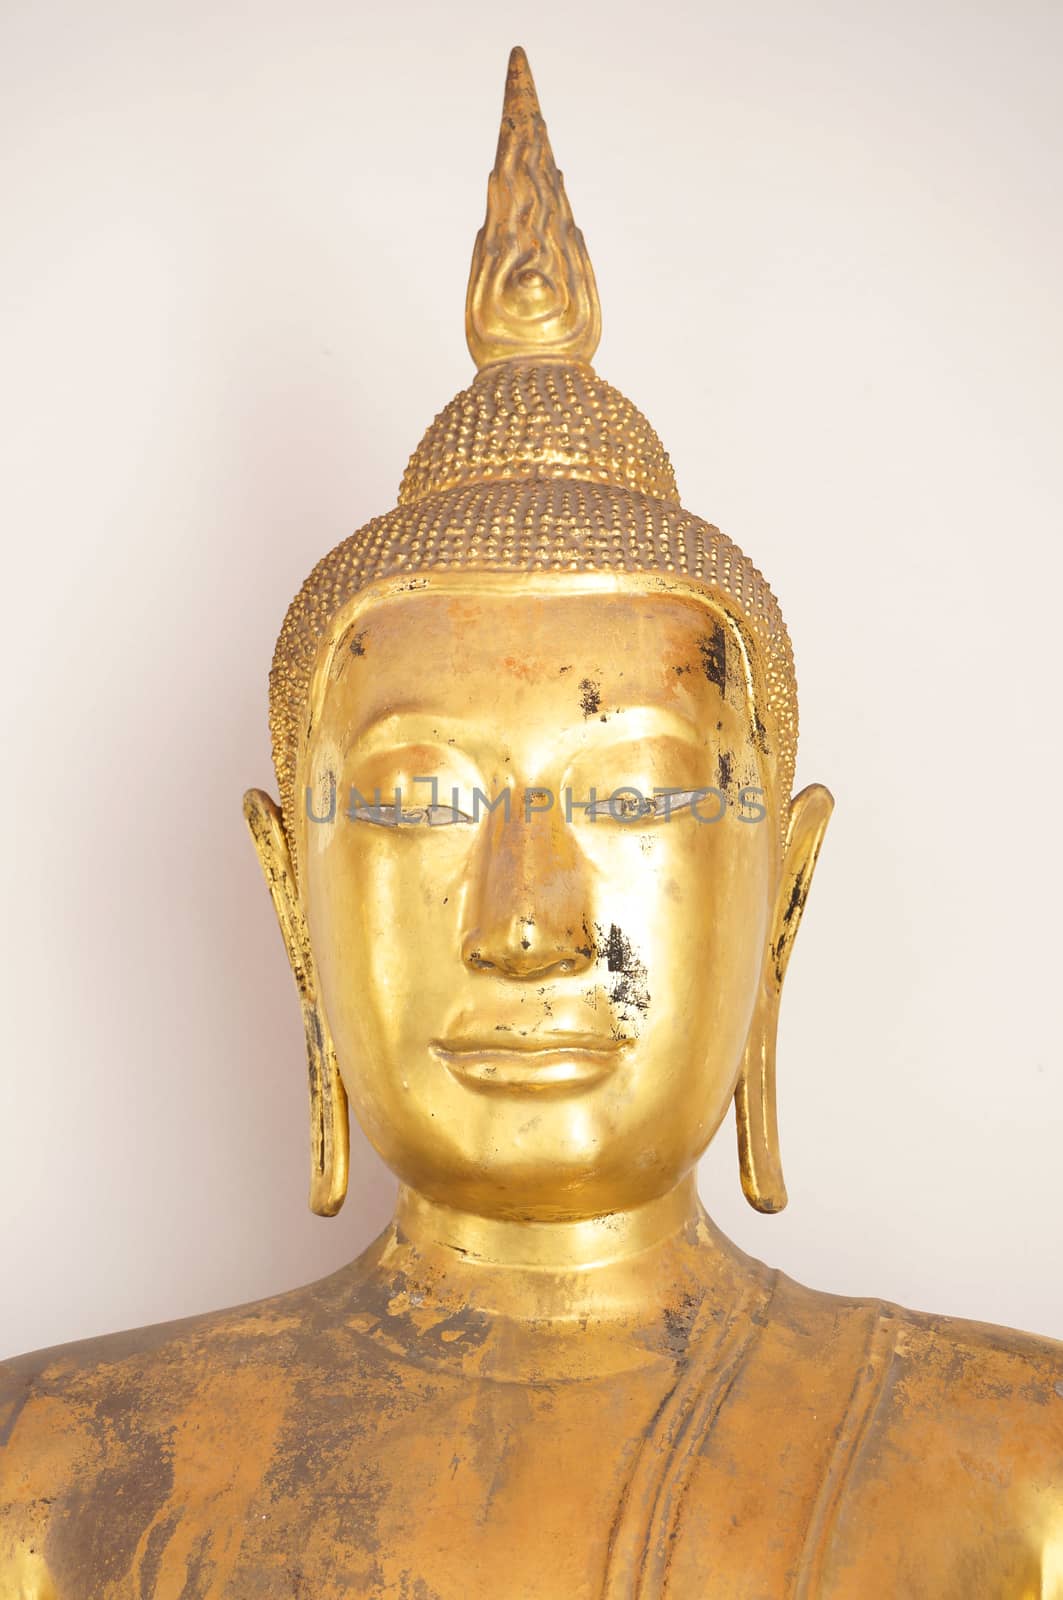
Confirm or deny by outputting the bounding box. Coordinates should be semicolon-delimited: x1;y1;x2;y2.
345;704;711;761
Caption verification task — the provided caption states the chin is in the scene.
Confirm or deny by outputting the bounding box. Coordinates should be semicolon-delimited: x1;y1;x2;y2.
385;1136;689;1224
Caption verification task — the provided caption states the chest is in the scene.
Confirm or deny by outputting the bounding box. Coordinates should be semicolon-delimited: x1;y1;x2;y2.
111;1362;844;1598
29;1324;1039;1600
158;1372;667;1599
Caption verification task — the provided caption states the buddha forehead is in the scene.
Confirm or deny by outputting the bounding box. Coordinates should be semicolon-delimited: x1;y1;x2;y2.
304;579;767;774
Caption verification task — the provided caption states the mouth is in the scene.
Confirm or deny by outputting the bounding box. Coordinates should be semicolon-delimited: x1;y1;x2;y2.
431;1033;628;1094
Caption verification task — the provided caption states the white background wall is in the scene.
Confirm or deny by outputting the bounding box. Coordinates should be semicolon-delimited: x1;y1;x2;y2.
2;0;1060;1360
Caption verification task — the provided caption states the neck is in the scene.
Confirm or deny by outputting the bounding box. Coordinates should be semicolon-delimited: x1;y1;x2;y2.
368;1174;743;1330
396;1175;700;1271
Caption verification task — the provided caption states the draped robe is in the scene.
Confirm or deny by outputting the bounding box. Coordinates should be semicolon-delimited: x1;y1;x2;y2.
2;1231;1061;1598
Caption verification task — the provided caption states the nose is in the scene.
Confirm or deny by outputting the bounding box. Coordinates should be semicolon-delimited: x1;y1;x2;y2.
461;792;595;981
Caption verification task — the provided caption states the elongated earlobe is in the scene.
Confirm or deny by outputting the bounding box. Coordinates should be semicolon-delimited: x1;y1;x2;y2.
243;788;349;1216
736;783;834;1213
736;991;787;1213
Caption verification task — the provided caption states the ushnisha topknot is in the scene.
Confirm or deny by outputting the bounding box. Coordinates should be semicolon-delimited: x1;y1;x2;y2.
269;47;797;843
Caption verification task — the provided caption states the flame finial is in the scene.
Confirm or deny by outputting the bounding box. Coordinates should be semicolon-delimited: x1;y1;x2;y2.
465;47;601;370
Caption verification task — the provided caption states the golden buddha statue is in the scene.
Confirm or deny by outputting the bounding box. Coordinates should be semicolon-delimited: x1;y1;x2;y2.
2;46;1061;1600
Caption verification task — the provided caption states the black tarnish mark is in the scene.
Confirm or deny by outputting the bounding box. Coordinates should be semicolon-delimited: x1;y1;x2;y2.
698;625;727;691
0;1377;32;1449
54;1379;177;1596
173;1530;216;1600
717;751;733;791
661;1291;702;1360
782;869;807;927
753;710;770;754
600;923;651;1015
139;1511;182;1598
349;632;367;657
772;868;809;980
604;924;629;973
579;678;601;716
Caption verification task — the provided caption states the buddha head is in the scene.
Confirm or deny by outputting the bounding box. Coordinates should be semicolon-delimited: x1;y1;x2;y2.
246;48;832;1228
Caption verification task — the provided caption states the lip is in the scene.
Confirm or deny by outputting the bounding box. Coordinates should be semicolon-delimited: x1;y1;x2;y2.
431;1033;627;1094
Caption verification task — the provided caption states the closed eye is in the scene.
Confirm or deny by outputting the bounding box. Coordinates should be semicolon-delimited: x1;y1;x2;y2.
343;736;485;828
577;788;708;822
347;801;475;827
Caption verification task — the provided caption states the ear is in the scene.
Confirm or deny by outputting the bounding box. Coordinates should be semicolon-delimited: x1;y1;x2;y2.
243;788;349;1217
734;783;834;1213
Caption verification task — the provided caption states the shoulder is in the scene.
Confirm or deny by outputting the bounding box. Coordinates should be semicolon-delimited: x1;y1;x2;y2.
771;1279;1063;1594
873;1301;1063;1501
0;1267;388;1595
0;1258;390;1449
762;1263;1061;1400
0;1311;225;1595
2;1282;309;1432
845;1305;1062;1595
765;1272;1063;1484
0;1287;298;1501
3;1245;397;1383
719;1267;1061;1593
892;1297;1063;1395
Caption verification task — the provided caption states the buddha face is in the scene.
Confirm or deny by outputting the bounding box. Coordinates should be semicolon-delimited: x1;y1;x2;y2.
291;576;796;1223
